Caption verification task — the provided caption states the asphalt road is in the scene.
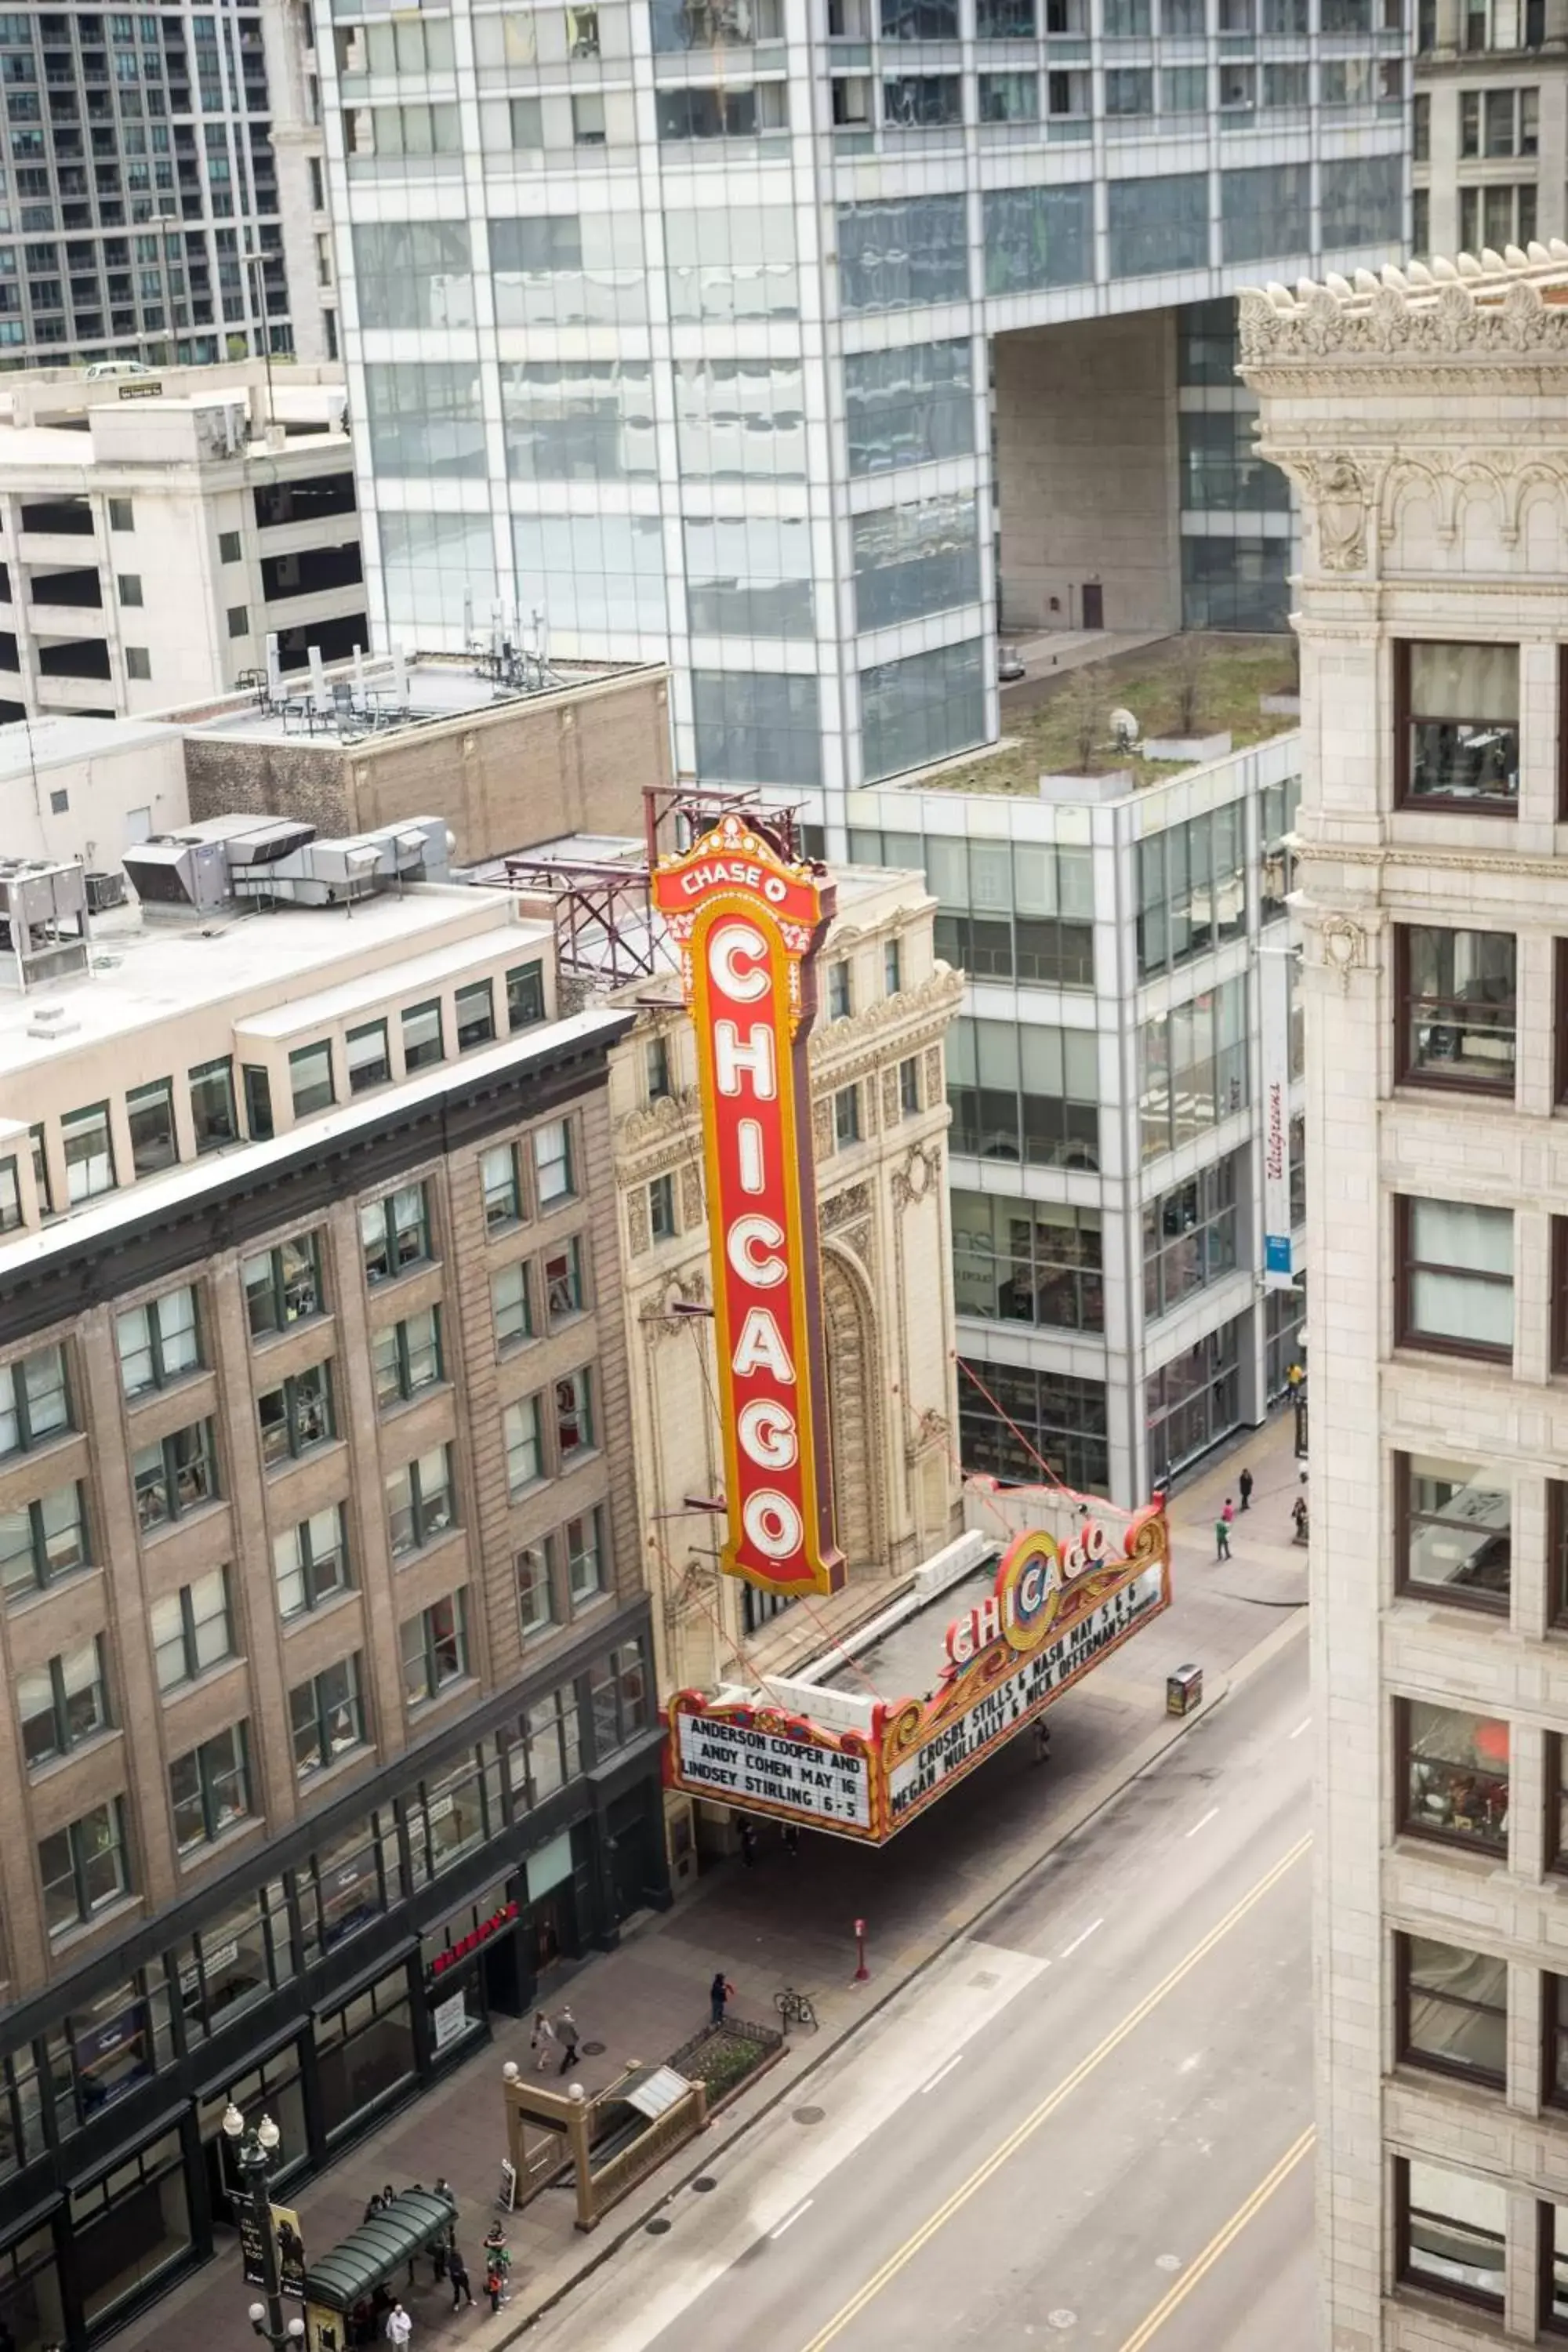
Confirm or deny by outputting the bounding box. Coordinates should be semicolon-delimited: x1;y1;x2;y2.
523;1626;1314;2352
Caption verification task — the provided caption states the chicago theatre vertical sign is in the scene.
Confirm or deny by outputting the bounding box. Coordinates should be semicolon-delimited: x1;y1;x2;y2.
652;812;845;1597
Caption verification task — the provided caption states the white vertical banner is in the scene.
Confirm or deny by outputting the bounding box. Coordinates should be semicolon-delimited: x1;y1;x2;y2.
1259;946;1294;1288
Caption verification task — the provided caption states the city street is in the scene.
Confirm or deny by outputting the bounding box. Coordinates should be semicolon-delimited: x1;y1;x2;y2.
522;1624;1312;2352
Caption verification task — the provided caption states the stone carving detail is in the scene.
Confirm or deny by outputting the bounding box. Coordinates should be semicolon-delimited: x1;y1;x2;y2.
822;1182;872;1234
680;1163;704;1229
618;1087;701;1153
905;1403;952;1466
808;965;964;1069
638;1268;707;1327
891;1141;942;1211
812;1094;833;1161
1316;913;1370;992
880;1068;901;1127
1238;250;1568;371
923;1045;944;1107
1293;456;1370;573
626;1185;650;1258
823;1247;884;1573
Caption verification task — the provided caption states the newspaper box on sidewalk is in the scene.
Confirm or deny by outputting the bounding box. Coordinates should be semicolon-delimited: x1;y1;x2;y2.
1167;1663;1203;1717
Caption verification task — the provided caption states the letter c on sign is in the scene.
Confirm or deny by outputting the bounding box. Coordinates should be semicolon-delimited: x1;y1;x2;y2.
708;921;771;1004
728;1214;786;1287
739;1399;798;1470
742;1490;804;1561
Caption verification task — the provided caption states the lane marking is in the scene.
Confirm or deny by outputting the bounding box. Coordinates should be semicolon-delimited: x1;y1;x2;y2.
771;2201;814;2241
1114;2126;1316;2352
797;1832;1312;2352
1289;1717;1311;1740
1184;1807;1219;1839
1058;1918;1103;1958
919;2054;964;2096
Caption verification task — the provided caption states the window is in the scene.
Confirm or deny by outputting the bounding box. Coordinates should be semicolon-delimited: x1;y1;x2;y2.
364;361;483;479
693;670;822;788
117;1286;200;1396
132;1421;218;1530
521;1684;583;1803
372;1305;441;1407
289;1654;366;1778
544;1235;584;1322
1399;1698;1509;1855
126;1077;176;1175
345;1021;387;1091
1412;90;1430;159
1396;1936;1506;2086
219;529;242;563
0;1156;19;1233
845;339;974;476
149;1566;234;1693
243;1066;274;1141
516;1543;554;1638
1;1482;89;1604
258;1363;335;1465
481;1143;523;1232
555;1368;593;1463
644;1037;671;1101
456;979;495;1051
492;1260;533;1350
401;999;444;1071
504;1396;543;1496
1544;1975;1568;2107
287;1041;334;1119
1138;982;1249;1163
400;1589;468;1706
1396;2158;1505;2312
837;194;968;312
387;1444;456;1557
1135;808;1247;978
38;1802;129;1936
189;1058;237;1150
590;1639;649;1759
361;1182;431;1283
565;1507;604;1604
109;497;133;532
244;1232;322;1338
637;1173;673;1245
833;1086;861;1148
1142;1159;1240;1320
949;1014;1102;1169
978;70;1038;120
1396;927;1515;1094
1105;65;1153;112
1107;172;1208;278
534;1120;574;1206
1396;1453;1511;1612
827;961;852;1021
506;960;546;1031
1145;1316;1246;1483
169;1723;251;1852
953;1193;1104;1331
61;1102;115;1203
0;1345;70;1457
18;1639;110;1769
1396;1196;1514;1362
1396;642;1519;810
274;1506;349;1620
227;606;248;639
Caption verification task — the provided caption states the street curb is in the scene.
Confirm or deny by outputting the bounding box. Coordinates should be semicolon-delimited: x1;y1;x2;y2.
504;1599;1308;2339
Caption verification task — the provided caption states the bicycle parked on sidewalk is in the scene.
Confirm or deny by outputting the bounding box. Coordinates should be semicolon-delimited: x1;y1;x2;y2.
775;1984;818;2031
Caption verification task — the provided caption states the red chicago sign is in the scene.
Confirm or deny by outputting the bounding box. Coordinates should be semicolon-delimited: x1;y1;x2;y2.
652;814;844;1597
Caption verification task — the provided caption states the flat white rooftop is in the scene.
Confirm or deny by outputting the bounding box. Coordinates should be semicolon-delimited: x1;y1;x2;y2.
0;713;184;779
182;657;649;747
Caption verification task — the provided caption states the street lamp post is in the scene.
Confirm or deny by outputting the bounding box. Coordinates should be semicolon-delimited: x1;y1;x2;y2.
221;2105;306;2352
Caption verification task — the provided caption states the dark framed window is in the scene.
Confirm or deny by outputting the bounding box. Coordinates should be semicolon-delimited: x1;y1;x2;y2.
827;960;851;1020
504;1396;543;1496
372;1307;442;1406
288;1040;334;1118
1541;2197;1568;2334
960;1357;1109;1492
590;1638;649;1759
517;1684;584;1805
1142;1158;1239;1320
0;1156;20;1232
899;1057;920;1116
399;1588;468;1706
555;1367;593;1462
258;1363;335;1465
456;979;495;1050
1396;1452;1511;1612
492;1260;532;1350
833;1085;861;1147
169;1723;252;1851
534;1119;574;1206
648;1173;676;1241
132;1419;219;1530
17;1639;111;1769
243;1232;323;1337
1549;1733;1568;1871
361;1182;431;1283
243;1065;274;1141
289;1653;367;1779
127;1076;178;1175
1395;1195;1513;1362
401;998;444;1070
1552;1483;1568;1629
0;1345;71;1456
565;1506;604;1604
150;1566;234;1692
1399;1697;1509;1855
61;1101;115;1202
1396;925;1517;1095
1396;2155;1506;2310
38;1800;130;1937
386;1443;456;1555
953;1190;1104;1331
506;960;546;1031
346;1019;390;1094
0;1481;89;1605
1544;1976;1568;2112
1396;1933;1506;2086
1395;640;1519;811
117;1285;200;1396
481;1142;523;1232
189;1055;238;1150
274;1505;350;1618
544;1235;584;1321
516;1542;555;1638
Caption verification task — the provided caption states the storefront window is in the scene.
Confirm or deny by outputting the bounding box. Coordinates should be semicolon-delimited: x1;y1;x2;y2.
0;2223;67;2352
48;1976;169;2127
408;1750;489;1883
517;1686;584;1807
1145;1314;1244;1483
314;1971;416;2143
0;2047;45;2185
176;1880;294;2040
307;1814;397;1955
205;2045;308;2195
70;2129;192;2325
590;1642;650;1762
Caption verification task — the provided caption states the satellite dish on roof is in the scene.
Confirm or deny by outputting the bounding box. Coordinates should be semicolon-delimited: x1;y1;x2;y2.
1109;707;1141;753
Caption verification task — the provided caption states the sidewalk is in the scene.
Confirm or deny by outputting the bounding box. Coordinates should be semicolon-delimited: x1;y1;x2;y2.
132;1410;1305;2352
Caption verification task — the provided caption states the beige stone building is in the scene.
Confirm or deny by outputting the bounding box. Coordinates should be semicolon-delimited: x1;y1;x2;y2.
1243;252;1568;2348
0;827;666;2352
599;856;964;1870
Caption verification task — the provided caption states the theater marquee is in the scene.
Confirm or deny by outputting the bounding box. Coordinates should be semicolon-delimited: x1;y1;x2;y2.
652;813;844;1598
665;1504;1171;1842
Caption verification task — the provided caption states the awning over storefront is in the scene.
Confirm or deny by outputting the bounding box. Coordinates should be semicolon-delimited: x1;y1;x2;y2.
303;2189;456;2312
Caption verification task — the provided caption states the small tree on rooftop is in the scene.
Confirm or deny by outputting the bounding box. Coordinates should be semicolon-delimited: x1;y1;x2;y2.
1173;633;1208;736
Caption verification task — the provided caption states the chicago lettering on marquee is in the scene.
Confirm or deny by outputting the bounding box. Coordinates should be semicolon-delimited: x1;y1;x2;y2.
652;812;845;1597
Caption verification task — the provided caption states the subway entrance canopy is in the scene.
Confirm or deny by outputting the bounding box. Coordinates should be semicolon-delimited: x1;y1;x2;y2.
664;1488;1171;1845
303;2187;457;2314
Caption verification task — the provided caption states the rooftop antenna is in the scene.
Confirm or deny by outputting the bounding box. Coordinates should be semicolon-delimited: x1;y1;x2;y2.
307;644;329;714
264;633;281;703
463;586;474;646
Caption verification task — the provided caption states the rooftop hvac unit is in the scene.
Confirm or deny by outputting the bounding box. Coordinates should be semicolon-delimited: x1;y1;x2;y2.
122;837;234;913
83;869;126;913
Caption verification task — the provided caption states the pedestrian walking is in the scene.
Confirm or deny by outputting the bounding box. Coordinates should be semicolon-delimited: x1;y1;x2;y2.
739;1819;758;1868
448;2250;473;2311
483;2225;512;2309
384;2303;412;2350
530;2008;556;2071
555;2005;581;2074
710;1969;736;2026
1292;1494;1308;1544
1221;1496;1235;1526
484;2259;504;2317
1214;1512;1231;1561
1032;1718;1051;1766
1238;1466;1254;1513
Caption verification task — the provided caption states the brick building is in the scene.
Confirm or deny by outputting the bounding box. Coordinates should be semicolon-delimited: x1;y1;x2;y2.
0;828;663;2352
1243;252;1568;2345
